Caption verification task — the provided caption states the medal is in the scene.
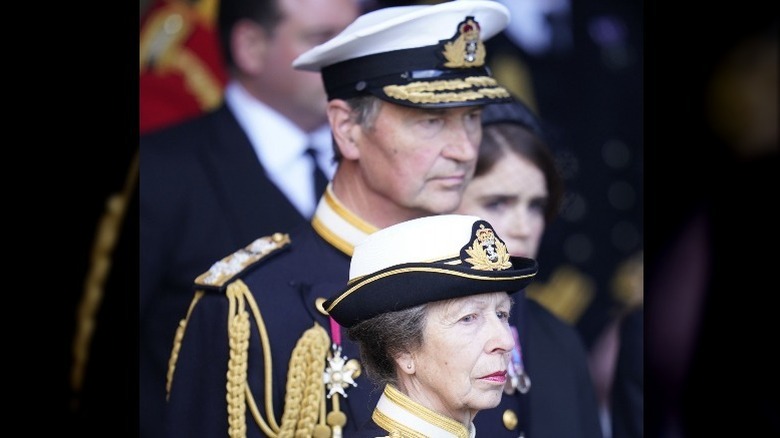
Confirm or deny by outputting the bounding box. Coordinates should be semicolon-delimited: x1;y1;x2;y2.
321;317;361;437
505;325;531;395
323;344;358;398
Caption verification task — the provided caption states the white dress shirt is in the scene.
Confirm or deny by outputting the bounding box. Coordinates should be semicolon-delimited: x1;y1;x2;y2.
224;80;336;218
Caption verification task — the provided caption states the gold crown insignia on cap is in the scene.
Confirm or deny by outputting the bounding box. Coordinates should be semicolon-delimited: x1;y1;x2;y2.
464;223;512;271
381;15;505;106
442;17;486;68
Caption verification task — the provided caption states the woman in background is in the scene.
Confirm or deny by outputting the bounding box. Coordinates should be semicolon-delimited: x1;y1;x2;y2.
457;99;606;438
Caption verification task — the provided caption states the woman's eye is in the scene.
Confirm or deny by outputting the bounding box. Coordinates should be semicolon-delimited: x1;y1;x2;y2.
460;314;476;323
483;197;511;212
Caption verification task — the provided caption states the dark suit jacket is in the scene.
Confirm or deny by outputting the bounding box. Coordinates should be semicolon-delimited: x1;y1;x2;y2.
139;104;308;438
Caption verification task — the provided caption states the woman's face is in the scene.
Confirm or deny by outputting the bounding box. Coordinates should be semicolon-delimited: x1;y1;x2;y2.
407;292;514;423
457;151;548;258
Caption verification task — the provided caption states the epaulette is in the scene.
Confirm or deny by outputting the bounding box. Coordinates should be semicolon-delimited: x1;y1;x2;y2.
194;233;292;293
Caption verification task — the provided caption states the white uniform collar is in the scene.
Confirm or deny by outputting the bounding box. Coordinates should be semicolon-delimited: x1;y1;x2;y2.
311;186;378;256
372;384;476;438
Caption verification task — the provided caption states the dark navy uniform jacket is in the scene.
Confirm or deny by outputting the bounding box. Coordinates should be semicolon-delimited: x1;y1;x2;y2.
140;104;308;437
164;191;379;437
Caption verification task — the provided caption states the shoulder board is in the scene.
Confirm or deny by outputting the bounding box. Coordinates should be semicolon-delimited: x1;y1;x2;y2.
194;233;292;292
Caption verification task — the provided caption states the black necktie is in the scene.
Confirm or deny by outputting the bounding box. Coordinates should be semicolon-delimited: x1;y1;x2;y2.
305;147;329;199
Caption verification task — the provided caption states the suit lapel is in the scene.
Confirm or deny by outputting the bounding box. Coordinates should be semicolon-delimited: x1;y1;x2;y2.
198;105;307;245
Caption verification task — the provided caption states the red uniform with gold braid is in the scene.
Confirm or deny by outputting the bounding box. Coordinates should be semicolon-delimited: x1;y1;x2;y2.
139;0;228;134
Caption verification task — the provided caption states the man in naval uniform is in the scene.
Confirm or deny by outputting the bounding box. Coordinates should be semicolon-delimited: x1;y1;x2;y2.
163;1;522;437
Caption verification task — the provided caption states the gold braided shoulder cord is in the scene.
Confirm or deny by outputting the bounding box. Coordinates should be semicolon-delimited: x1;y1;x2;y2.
168;280;331;438
70;150;139;408
166;290;206;399
166;279;279;438
227;282;251;438
229;278;332;438
231;279;280;437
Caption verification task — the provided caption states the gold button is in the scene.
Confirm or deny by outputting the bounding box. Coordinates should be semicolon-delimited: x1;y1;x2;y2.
502;409;518;430
315;297;329;316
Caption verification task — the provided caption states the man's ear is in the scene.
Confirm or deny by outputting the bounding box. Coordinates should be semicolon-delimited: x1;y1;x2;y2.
328;99;360;160
231;19;269;75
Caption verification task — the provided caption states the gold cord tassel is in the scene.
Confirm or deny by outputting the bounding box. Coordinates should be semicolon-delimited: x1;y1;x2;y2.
279;323;330;437
242;281;281;436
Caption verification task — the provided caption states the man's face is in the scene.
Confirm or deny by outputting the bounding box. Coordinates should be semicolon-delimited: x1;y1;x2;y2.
258;0;359;130
354;102;484;220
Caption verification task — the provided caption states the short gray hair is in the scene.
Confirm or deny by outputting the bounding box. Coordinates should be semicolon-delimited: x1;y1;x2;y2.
331;96;383;161
346;303;427;388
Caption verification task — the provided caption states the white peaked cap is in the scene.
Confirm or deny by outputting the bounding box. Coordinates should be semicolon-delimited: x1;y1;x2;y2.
292;0;513;108
293;0;510;71
324;214;538;328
